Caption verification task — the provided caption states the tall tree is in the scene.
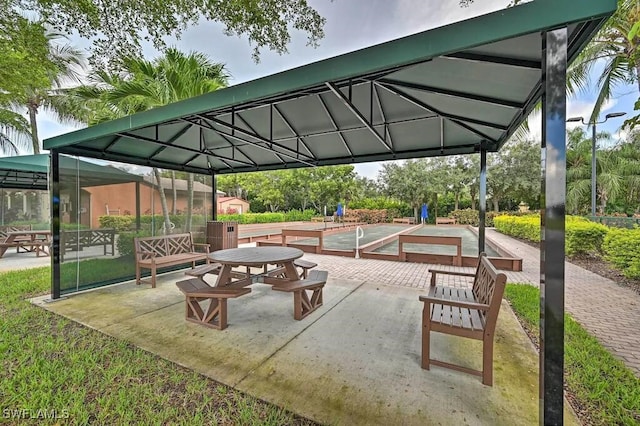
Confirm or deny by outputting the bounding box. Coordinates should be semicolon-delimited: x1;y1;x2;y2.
1;0;325;68
66;49;229;233
568;0;640;124
9;31;84;153
379;160;431;220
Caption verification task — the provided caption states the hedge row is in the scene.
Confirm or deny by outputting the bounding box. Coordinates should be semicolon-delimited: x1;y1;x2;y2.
450;209;499;227
344;209;387;224
494;215;609;256
603;228;640;279
217;209;316;224
99;209;318;230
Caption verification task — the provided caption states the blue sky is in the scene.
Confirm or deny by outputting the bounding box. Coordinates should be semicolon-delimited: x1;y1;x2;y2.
34;0;636;178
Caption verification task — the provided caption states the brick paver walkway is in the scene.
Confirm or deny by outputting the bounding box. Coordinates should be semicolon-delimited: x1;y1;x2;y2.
298;230;640;376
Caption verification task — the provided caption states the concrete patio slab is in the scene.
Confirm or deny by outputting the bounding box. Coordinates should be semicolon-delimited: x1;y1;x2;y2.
33;269;577;425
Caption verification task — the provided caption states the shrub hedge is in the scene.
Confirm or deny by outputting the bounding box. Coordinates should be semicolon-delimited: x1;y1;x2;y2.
117;230;152;257
565;218;608;256
450;209;498;227
603;228;640;279
494;214;610;255
494;215;540;242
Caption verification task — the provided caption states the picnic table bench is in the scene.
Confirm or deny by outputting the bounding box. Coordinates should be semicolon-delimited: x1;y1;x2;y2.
135;233;210;288
176;277;251;330
270;269;329;320
435;217;456;225
419;252;507;386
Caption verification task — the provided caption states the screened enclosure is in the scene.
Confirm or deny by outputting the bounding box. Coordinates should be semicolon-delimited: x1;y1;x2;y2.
57;156;217;294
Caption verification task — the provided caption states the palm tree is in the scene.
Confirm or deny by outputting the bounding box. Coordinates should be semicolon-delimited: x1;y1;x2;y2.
10;32;84;154
0;108;30;155
66;48;229;233
568;0;640;123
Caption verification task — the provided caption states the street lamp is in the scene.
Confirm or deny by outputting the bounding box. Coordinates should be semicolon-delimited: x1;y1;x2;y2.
567;111;626;217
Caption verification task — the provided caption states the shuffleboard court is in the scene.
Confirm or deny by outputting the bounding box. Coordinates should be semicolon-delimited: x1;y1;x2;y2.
293;224;412;249
372;226;500;257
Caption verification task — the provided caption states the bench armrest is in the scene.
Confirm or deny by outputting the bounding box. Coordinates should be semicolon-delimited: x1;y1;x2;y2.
193;243;210;253
429;269;476;286
419;295;490;311
136;250;157;260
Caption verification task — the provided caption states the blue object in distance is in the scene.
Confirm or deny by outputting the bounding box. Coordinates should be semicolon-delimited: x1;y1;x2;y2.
336;202;343;217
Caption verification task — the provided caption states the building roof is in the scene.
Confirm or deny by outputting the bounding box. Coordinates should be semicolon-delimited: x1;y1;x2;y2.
217;196;248;203
43;0;615;176
0;154;142;190
142;175;225;194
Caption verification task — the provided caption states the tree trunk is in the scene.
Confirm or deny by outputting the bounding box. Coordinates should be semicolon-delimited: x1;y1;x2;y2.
471;196;476;210
186;173;194;232
455;192;460;211
171;171;177;215
28;103;39;154
413;206;418;221
434;194;439;219
492;199;500;212
153;168;172;234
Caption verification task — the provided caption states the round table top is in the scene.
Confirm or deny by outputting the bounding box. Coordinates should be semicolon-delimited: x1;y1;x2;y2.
209;246;304;266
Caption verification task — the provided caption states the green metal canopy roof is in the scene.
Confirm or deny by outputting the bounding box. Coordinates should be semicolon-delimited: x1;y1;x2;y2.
43;0;617;175
0;154;142;190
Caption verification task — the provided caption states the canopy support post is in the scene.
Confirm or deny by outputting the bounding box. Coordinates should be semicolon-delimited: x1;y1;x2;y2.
50;149;61;300
540;27;567;425
478;145;487;254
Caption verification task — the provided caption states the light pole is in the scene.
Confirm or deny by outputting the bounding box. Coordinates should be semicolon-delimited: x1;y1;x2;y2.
567;112;626;217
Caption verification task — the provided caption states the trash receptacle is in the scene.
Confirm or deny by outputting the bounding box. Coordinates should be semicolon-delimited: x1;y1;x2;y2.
206;221;238;251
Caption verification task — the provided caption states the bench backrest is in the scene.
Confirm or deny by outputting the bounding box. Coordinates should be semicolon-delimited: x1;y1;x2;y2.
134;233;194;260
472;253;507;331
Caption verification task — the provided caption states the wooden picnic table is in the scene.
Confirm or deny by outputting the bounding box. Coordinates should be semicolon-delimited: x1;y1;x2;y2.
209;246;303;288
0;230;51;258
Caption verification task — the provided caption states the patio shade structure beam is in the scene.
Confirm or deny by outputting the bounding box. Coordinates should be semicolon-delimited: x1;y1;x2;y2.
199;115;317;167
272;105;318;160
318;94;355;158
379;78;524;110
234;114;289;165
325;82;392;152
180;117;259;167
445;51;541;69
376;82;499;143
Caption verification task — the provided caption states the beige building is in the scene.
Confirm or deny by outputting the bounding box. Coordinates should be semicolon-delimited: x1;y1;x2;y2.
217;196;250;214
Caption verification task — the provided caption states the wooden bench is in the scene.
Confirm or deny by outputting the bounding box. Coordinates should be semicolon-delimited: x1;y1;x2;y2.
176;278;251;330
393;217;416;224
60;228;115;261
135;233;210;288
271;269;328;320
419;253;507;386
435;217;456;225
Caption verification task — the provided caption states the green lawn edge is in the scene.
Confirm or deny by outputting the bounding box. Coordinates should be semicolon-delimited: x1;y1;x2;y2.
505;283;640;425
0;266;317;425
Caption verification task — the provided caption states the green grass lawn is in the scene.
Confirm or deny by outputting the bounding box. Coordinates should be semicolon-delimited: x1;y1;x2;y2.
0;267;317;425
505;284;640;425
